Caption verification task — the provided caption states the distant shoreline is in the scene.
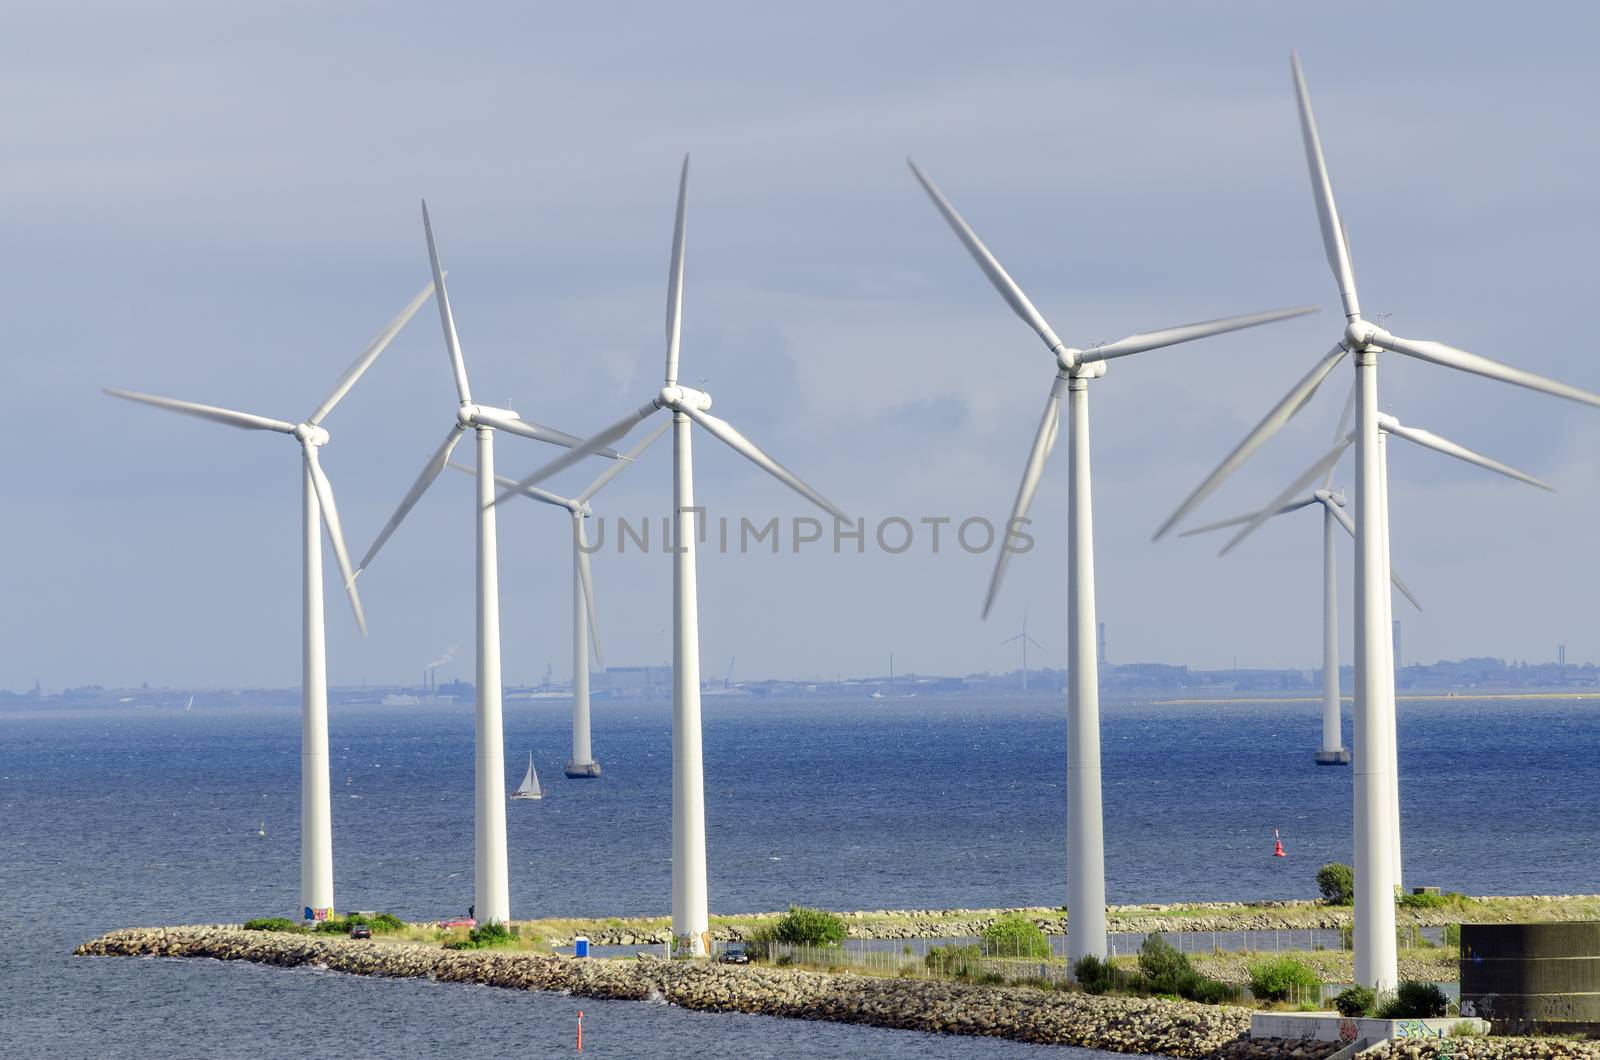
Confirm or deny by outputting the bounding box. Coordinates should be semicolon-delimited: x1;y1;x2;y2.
1152;692;1600;705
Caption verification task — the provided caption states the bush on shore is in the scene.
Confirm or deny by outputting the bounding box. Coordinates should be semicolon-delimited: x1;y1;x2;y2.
443;921;519;950
979;914;1052;959
1376;980;1448;1019
1317;863;1354;905
1247;955;1321;1003
243;917;308;934
1334;985;1376;1017
1134;932;1240;1004
772;906;847;947
925;943;985;979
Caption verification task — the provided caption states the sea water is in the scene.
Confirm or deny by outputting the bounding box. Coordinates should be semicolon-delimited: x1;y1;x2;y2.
2;694;1596;1057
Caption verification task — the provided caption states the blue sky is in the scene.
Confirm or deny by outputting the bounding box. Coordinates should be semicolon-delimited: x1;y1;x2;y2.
7;2;1600;689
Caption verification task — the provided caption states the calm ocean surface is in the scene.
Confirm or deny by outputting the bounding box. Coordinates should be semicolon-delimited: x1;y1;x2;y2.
3;694;1596;1058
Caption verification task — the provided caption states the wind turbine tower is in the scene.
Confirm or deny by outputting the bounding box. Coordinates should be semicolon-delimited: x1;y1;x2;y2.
106;281;435;920
909;157;1312;963
1156;53;1600;990
493;157;844;956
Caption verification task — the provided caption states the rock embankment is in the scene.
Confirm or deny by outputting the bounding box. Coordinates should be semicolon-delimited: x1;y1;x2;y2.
540;895;1600;947
77;926;1269;1056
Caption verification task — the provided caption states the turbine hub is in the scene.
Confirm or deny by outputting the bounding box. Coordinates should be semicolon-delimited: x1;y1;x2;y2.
1054;346;1082;373
658;385;712;413
294;423;330;447
1344;318;1378;350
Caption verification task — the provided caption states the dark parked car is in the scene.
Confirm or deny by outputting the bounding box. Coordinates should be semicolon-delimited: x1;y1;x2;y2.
716;944;749;964
350;924;372;940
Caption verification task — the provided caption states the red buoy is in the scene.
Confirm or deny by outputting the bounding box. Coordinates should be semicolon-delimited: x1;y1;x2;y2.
1273;829;1286;857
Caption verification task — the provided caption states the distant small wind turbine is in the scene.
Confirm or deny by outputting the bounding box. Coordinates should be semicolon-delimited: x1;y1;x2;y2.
491;156;845;957
106;280;435;922
1155;52;1600;990
1001;609;1045;691
908;157;1312;964
356;204;612;926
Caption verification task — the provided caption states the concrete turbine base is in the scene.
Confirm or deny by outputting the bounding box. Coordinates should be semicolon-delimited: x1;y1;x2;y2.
564;761;602;779
1314;749;1352;765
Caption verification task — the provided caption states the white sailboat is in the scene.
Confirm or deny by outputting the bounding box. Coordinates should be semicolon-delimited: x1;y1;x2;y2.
510;753;542;801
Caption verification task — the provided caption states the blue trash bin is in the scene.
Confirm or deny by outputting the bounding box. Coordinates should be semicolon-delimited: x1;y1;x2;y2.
574;935;590;958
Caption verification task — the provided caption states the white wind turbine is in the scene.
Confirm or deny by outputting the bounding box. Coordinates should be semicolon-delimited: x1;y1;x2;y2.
907;158;1315;964
1153;53;1600;990
1210;404;1549;886
453;419;672;778
105;281;436;921
491;156;846;957
356;203;610;925
1002;608;1045;691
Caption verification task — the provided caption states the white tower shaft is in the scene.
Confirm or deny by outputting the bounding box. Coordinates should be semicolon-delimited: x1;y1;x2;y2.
1378;435;1402;890
1065;377;1107;964
475;426;511;924
300;458;335;919
1352;349;1398;990
1320;505;1342;757
671;412;710;957
571;517;594;770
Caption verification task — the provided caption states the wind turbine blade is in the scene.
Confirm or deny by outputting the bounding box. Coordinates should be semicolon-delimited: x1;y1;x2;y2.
304;446;367;636
103;388;294;434
421;200;472;405
1326;379;1357;489
1177;496;1320;537
665;154;689;386
575;515;603;668
1152;342;1349;540
579;418;672;504
1001;632;1025;644
471;408;616;455
982;375;1067;619
682;406;847;522
307;279;437;426
1380;416;1554;492
1083;306;1317;363
1326;502;1422;611
1290;52;1361;318
1025;634;1045;651
449;460;572;509
492;402;660;505
1219;439;1351;557
907;158;1064;352
358;425;463;572
1371;328;1600;410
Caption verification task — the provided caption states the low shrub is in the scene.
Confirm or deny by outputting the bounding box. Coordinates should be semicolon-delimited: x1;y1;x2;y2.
1137;932;1193;995
1376;980;1448;1019
1448;1019;1486;1038
1398;891;1447;909
925;943;983;979
1318;863;1354;905
1334;985;1376;1017
1247;956;1322;1003
243;917;307;934
1073;954;1117;994
772;906;846;947
1442;922;1461;947
743;924;776;960
443;921;519;951
1185;975;1242;1005
980;914;1052;959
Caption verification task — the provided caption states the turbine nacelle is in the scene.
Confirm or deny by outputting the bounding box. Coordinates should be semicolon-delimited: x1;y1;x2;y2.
1344;319;1380;350
293;423;331;448
459;403;518;428
657;385;713;413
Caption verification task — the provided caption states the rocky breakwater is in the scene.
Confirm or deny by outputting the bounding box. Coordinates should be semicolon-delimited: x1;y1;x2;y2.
80;926;1268;1056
